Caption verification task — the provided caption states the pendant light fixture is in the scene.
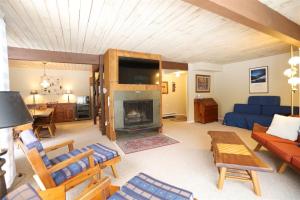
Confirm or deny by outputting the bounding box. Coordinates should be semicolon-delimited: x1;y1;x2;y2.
40;62;50;89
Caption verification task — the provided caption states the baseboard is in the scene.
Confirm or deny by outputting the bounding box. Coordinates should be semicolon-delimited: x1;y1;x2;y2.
163;113;176;117
187;120;194;123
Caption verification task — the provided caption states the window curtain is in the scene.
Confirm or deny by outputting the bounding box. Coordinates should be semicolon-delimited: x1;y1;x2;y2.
0;15;16;188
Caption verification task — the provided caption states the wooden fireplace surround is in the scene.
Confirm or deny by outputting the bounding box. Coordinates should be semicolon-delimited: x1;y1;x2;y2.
103;49;162;140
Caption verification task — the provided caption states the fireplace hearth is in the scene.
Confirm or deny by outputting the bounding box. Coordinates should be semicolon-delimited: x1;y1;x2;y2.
124;100;153;127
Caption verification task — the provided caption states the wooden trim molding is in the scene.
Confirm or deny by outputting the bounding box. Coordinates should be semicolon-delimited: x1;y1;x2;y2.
162;61;188;70
183;0;300;47
8;47;101;65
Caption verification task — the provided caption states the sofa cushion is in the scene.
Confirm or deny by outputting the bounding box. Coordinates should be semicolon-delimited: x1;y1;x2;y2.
252;130;297;146
223;112;247;129
261;105;299;116
265;142;300;163
291;156;300;171
248;96;280;106
109;173;193;200
267;114;300;141
234;104;261;115
244;114;273;130
19;130;52;168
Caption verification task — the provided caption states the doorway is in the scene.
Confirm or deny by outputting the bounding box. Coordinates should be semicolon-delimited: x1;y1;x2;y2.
162;69;187;121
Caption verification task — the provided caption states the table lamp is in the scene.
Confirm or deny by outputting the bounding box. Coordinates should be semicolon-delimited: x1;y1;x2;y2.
30;90;38;104
0;91;33;198
30;90;38;114
65;90;72;103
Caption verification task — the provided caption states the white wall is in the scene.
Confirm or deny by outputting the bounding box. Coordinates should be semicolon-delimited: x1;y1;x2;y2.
162;71;187;116
187;63;222;122
0;16;16;188
214;53;295;118
9;67;91;104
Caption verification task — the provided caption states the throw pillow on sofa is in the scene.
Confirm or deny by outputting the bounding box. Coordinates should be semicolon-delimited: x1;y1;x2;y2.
267;114;300;141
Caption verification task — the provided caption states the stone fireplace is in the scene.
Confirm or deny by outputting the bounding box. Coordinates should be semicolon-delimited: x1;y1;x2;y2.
114;90;161;133
124;100;153;127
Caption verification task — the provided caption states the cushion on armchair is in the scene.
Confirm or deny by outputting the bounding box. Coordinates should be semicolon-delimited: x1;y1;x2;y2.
50;143;119;185
84;143;119;163
109;173;193;200
19;130;52;168
3;184;41;200
50;149;92;185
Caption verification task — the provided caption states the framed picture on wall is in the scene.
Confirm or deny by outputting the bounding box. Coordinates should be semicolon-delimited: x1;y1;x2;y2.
172;82;176;92
162;81;168;94
196;75;210;93
249;66;268;93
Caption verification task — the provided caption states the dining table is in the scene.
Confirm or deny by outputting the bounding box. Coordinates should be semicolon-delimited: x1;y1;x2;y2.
29;108;54;118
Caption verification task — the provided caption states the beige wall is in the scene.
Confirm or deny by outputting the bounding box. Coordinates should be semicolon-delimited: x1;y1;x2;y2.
162;70;187;116
9;66;92;104
214;53;296;118
187;63;221;122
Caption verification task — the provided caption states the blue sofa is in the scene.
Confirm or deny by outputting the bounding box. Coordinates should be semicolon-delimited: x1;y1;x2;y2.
223;96;298;130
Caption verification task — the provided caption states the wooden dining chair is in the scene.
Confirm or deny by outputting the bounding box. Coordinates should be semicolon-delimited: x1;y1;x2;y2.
34;111;56;138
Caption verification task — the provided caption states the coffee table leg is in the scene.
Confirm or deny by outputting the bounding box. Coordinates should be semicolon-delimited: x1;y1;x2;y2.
250;171;261;196
217;167;227;190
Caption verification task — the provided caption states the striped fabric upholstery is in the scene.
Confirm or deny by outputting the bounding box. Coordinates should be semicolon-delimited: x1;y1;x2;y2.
50;149;91;185
84;143;119;163
2;184;41;200
50;143;118;185
19;130;52;168
109;173;193;200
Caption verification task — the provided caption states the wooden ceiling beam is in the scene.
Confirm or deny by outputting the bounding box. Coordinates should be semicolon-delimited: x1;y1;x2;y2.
162;61;188;70
183;0;300;47
8;47;101;65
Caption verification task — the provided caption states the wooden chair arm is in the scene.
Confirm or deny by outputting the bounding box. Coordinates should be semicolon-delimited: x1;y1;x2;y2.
252;123;268;133
44;140;74;153
38;185;66;200
76;177;113;200
48;149;94;174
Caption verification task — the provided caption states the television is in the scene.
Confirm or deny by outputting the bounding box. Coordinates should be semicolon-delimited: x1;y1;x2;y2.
118;56;160;85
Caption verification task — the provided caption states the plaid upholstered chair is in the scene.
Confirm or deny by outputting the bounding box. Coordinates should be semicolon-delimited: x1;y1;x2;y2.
17;129;121;192
2;184;64;200
79;173;196;200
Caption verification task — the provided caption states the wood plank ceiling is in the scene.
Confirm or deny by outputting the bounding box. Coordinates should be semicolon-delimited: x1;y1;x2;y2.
0;0;296;64
259;0;300;26
9;60;92;71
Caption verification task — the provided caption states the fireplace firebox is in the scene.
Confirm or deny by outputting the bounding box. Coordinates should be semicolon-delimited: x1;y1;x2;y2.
124;100;153;127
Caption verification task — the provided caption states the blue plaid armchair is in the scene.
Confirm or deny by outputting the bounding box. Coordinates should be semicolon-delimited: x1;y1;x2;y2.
17;129;120;192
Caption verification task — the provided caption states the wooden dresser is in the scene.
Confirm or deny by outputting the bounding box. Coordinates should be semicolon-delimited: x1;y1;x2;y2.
49;103;76;123
194;98;218;123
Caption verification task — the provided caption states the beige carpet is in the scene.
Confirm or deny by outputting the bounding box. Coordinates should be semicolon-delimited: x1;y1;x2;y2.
12;120;300;200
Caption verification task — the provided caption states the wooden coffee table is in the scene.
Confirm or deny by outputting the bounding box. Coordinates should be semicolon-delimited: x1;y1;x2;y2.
208;131;273;196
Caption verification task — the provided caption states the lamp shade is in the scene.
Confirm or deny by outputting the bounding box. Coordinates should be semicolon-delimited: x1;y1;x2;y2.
0;91;33;129
64;90;72;94
30;90;38;95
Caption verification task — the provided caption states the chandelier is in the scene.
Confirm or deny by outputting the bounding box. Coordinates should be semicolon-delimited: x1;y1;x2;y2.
40;62;50;89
